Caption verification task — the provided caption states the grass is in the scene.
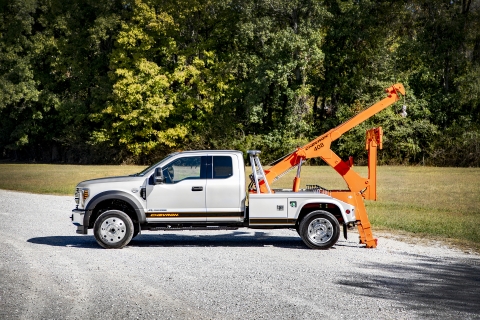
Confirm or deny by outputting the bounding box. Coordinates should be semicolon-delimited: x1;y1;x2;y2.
0;163;479;251
272;166;480;252
0;164;144;195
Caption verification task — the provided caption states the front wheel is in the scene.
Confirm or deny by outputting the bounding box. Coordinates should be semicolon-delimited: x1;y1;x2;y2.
93;210;134;249
299;210;340;250
132;224;140;239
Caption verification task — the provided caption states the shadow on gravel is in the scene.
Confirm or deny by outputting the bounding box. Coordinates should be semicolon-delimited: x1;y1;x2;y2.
27;236;100;248
129;231;308;249
337;257;480;317
27;231;309;249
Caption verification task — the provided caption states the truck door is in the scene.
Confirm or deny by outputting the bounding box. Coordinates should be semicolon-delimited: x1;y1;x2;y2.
145;156;207;222
205;155;243;222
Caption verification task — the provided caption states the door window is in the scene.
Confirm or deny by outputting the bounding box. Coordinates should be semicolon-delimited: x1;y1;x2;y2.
212;156;233;179
162;156;203;184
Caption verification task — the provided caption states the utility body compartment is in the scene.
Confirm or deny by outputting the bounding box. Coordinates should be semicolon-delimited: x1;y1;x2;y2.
248;192;356;227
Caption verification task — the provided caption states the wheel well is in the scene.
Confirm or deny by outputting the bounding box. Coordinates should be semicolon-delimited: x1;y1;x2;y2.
88;199;138;229
296;203;343;227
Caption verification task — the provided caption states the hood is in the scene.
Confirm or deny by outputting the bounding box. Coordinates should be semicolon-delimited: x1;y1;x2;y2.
77;175;145;187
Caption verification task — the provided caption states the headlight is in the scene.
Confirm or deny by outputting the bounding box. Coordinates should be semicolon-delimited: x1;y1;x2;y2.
74;188;89;206
74;188;80;204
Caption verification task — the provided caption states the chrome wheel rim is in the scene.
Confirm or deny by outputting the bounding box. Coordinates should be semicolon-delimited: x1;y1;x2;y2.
100;217;127;244
307;218;333;244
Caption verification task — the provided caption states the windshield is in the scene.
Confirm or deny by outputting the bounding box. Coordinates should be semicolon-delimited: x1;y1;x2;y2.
132;153;178;177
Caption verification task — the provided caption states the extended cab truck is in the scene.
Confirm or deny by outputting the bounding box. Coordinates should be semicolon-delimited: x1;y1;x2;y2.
71;150;356;250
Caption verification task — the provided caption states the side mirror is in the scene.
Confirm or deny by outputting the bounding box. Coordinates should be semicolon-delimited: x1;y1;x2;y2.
154;167;165;184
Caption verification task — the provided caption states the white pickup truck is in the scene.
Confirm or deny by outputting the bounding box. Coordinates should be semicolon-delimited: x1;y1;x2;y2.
71;150;357;250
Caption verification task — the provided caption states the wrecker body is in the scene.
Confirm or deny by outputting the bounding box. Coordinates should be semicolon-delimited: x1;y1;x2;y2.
71;84;405;249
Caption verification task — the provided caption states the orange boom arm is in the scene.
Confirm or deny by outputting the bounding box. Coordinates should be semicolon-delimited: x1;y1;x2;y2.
259;83;406;248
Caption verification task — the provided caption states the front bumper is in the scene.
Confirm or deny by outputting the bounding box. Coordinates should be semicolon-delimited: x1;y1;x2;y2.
71;208;87;234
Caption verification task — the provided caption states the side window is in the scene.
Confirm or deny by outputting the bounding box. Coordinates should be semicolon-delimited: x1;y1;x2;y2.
212;156;233;179
162;156;202;184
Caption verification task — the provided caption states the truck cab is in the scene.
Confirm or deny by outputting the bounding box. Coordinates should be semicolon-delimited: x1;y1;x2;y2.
145;150;245;223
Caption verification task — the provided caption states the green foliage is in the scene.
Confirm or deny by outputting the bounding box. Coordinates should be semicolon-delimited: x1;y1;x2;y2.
430;119;480;167
0;0;478;166
91;0;181;156
0;0;40;151
231;0;326;135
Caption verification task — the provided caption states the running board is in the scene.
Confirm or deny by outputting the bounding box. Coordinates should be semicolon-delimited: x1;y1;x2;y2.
148;226;239;231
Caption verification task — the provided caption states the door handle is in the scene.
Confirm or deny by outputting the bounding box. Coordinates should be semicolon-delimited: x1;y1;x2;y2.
192;186;203;191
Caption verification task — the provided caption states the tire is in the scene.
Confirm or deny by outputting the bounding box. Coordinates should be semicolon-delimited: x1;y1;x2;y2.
299;210;340;250
132;223;140;239
93;210;134;249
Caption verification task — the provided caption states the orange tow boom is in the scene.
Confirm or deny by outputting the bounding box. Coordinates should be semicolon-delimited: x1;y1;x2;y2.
259;83;406;248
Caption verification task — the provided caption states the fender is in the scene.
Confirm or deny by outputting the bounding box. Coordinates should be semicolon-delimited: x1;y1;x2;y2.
293;198;355;224
85;190;146;224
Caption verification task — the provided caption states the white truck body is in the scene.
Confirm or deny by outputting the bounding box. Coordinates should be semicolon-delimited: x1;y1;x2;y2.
71;150;357;249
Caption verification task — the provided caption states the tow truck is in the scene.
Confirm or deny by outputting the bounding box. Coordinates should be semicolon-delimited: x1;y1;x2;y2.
71;83;405;249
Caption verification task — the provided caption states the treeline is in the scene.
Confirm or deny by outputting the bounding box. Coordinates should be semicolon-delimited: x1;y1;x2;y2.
1;0;479;166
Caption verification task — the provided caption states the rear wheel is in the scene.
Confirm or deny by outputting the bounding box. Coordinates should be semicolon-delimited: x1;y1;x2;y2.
299;210;340;250
93;210;134;249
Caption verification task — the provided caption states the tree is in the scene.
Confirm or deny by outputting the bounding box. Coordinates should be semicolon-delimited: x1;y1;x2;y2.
0;0;40;157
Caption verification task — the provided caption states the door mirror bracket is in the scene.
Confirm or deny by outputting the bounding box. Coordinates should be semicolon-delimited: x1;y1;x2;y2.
154;167;165;184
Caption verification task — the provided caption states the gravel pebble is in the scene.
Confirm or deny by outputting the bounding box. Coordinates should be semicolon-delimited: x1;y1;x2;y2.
0;189;479;319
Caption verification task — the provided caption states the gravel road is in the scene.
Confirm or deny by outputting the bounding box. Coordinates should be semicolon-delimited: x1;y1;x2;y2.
0;189;479;320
